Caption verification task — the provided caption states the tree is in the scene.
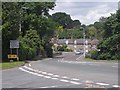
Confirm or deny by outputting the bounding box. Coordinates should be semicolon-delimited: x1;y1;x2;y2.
103;14;117;39
19;29;42;60
2;2;56;61
51;12;81;29
2;2;21;61
91;10;120;60
87;26;97;40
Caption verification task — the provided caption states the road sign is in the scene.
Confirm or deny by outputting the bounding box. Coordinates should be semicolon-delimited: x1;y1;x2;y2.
10;40;19;48
8;54;17;58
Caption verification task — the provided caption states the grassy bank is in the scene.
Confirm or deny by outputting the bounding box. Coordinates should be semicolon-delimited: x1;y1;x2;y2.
0;61;25;70
85;58;119;62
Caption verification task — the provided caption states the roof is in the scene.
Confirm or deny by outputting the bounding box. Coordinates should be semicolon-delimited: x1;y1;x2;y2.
91;39;99;45
52;39;92;45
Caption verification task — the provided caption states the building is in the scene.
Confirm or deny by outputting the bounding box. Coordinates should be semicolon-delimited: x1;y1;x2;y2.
51;38;99;52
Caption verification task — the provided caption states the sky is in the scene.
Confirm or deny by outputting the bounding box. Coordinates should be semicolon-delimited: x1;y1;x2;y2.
49;0;119;25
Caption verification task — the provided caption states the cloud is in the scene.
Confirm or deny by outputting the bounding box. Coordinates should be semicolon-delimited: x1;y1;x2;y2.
49;2;118;25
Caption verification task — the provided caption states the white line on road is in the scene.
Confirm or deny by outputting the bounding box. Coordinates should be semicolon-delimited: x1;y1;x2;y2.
41;72;47;74
61;76;68;79
85;80;94;83
71;78;80;81
112;66;118;68
47;73;54;76
23;66;40;72
28;63;31;67
19;67;43;77
60;79;69;82
96;83;109;86
20;66;114;87
53;75;60;77
51;78;58;80
70;81;81;85
43;76;51;79
76;55;82;60
112;85;120;88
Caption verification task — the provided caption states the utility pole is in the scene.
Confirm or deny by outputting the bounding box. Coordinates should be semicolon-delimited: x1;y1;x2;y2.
83;28;85;57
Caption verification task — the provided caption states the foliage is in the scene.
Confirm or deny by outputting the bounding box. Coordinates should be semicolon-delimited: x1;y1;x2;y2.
51;12;81;29
86;26;97;40
59;28;83;39
57;45;72;52
90;10;120;60
2;2;56;61
19;30;42;60
2;2;21;61
44;43;53;58
90;50;99;60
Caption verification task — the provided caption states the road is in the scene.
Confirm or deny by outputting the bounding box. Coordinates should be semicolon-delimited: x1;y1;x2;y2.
2;52;119;89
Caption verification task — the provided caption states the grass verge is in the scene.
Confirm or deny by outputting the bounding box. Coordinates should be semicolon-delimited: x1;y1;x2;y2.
0;61;25;70
85;58;119;62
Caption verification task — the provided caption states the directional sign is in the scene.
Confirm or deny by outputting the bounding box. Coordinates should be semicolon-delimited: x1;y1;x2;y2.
8;54;17;58
10;40;19;48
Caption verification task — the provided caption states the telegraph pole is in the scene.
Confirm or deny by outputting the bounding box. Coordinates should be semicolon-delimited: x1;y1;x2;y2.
83;29;85;57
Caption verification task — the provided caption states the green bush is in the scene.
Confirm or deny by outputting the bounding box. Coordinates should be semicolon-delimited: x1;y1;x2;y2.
18;30;42;61
65;48;73;52
44;43;53;58
85;53;91;58
91;50;99;60
98;53;111;60
19;43;37;60
57;46;64;51
57;45;71;52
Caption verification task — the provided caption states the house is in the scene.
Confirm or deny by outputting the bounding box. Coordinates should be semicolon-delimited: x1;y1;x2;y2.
51;38;99;51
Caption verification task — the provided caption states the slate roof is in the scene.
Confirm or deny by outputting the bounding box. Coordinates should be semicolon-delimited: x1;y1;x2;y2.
52;39;93;45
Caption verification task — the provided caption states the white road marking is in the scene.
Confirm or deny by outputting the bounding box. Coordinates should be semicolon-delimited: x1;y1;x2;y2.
76;55;82;60
47;73;53;76
40;86;49;88
43;76;51;79
41;72;47;74
23;66;40;72
20;66;113;88
96;83;109;86
19;67;43;77
60;79;69;82
51;78;58;80
112;66;118;68
112;85;120;88
37;74;44;77
23;66;35;71
38;71;42;73
28;63;31;67
53;75;59;77
71;78;80;81
62;76;68;79
85;80;94;84
40;84;74;88
70;81;81;85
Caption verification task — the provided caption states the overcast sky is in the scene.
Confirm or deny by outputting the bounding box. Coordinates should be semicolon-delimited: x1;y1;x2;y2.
49;0;119;25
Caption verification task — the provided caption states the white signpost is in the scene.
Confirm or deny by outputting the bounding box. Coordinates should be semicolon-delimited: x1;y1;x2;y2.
10;40;19;61
66;40;68;45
